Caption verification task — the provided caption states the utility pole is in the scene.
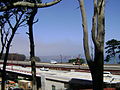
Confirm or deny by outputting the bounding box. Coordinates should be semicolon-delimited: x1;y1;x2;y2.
60;54;62;63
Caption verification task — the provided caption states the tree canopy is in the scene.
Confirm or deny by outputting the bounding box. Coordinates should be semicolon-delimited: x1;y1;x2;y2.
105;39;120;63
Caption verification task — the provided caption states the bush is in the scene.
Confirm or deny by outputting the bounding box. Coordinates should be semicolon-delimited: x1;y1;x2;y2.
68;58;85;64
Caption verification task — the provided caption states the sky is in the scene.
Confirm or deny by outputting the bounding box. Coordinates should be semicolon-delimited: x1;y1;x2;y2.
8;0;120;58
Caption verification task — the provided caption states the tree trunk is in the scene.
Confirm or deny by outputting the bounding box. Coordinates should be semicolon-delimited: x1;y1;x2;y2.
0;45;4;59
1;33;15;90
92;0;105;89
91;46;104;90
113;55;117;64
78;0;105;90
27;8;37;90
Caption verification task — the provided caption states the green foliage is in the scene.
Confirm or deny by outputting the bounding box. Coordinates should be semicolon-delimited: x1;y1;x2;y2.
35;56;41;62
105;39;120;63
69;59;76;63
68;58;85;64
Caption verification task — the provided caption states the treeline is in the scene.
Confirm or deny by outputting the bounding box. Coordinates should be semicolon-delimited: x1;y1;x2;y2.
0;53;26;61
0;53;41;62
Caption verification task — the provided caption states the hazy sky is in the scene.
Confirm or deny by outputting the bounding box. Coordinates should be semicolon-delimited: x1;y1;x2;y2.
9;0;120;57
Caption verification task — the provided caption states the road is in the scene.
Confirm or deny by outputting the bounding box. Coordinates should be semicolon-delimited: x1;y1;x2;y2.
0;60;120;71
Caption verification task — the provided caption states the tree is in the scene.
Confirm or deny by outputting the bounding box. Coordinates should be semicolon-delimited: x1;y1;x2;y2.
26;7;38;90
105;39;120;64
24;0;61;89
0;1;62;90
0;8;28;90
78;0;105;90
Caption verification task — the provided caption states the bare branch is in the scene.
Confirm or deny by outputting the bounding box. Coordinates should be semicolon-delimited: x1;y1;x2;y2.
0;0;62;11
78;0;92;62
4;28;10;43
91;0;99;46
33;19;38;24
6;16;14;30
0;27;9;59
18;17;27;27
0;28;4;46
19;23;27;27
15;13;19;22
14;11;24;30
26;32;29;35
98;0;104;15
96;0;105;51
